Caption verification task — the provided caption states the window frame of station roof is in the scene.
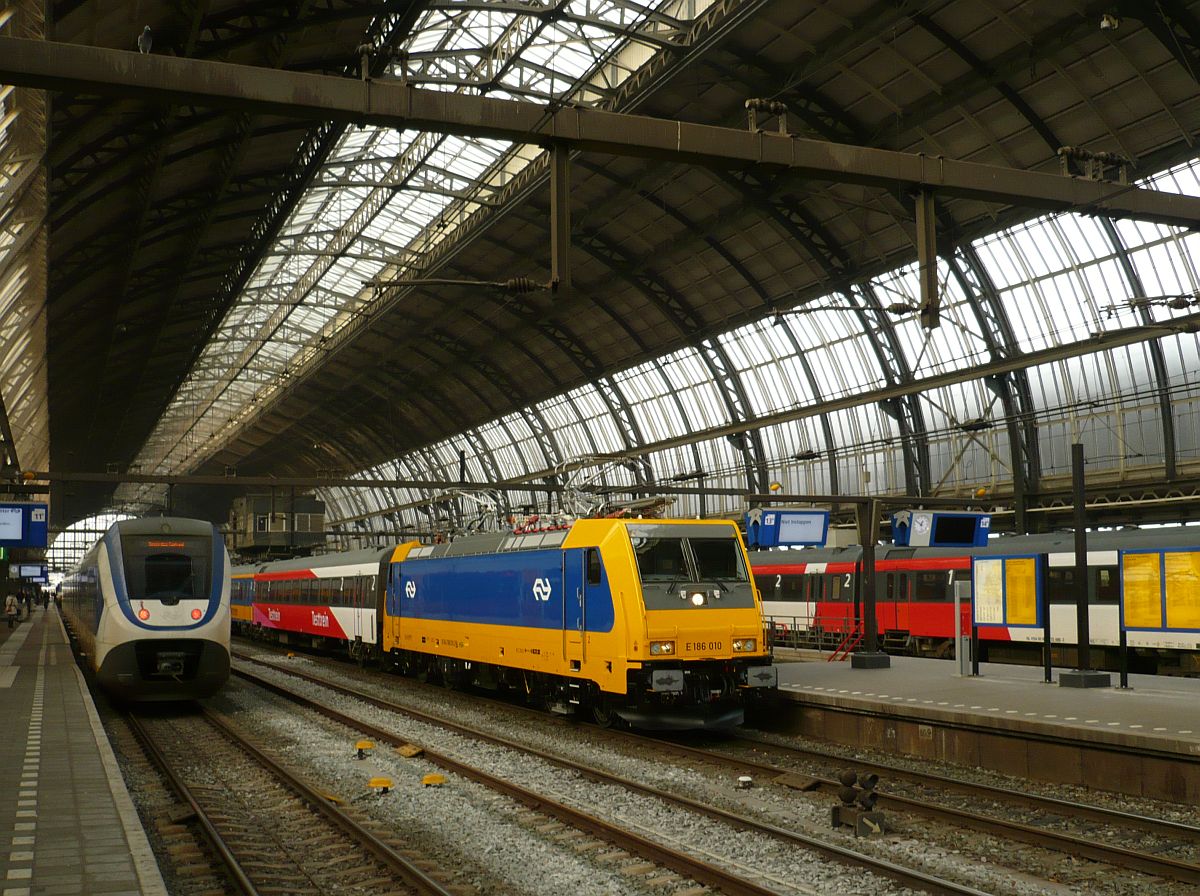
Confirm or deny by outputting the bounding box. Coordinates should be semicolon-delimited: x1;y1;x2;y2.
116;0;700;511
94;6;1200;532
318;157;1200;537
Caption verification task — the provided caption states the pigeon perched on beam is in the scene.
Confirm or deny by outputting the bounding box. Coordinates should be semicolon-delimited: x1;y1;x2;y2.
137;26;152;54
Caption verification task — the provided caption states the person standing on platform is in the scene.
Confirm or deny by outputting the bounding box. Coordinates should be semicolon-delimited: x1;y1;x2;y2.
5;592;17;628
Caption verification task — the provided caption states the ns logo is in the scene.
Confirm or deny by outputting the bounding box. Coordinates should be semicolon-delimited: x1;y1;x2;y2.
404;580;417;599
532;577;552;602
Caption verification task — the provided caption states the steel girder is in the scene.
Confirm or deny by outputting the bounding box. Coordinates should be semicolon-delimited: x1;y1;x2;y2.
7;39;1200;227
1133;0;1200;85
914;6;1179;517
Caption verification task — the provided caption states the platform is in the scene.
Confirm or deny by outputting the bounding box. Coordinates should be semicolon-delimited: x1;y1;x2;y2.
0;605;165;896
768;650;1200;802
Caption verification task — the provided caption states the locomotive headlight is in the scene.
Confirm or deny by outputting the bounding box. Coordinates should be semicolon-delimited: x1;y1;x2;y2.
649;640;675;656
689;591;706;606
190;608;202;620
732;638;757;652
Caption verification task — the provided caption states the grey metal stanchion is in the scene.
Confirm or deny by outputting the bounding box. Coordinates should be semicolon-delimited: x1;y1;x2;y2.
1119;624;1130;689
955;587;971;676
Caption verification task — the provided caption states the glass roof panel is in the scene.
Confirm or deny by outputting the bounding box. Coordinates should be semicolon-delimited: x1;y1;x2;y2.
120;0;704;505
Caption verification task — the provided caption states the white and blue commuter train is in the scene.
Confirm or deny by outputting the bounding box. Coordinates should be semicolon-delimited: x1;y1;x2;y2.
61;517;231;701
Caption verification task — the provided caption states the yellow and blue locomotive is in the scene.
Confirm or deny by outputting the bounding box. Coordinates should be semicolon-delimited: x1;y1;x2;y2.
234;518;776;728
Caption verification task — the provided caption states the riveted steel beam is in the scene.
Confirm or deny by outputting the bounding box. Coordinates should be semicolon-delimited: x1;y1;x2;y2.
4;38;1200;226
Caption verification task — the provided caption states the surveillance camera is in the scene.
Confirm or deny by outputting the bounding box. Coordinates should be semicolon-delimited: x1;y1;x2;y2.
1100;13;1120;30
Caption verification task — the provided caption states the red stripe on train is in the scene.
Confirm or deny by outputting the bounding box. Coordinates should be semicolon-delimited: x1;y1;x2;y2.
754;556;970;575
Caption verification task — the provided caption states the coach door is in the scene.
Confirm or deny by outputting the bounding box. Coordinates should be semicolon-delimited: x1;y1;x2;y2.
563;549;585;668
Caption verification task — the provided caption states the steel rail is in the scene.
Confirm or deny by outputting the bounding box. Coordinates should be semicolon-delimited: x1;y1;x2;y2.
726;730;1200;841
234;657;996;896
124;711;262;896
197;707;455;896
237;649;1200;885
631;731;1200;885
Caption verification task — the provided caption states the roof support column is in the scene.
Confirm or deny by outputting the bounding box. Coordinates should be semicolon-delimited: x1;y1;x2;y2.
550;142;571;292
916;190;940;328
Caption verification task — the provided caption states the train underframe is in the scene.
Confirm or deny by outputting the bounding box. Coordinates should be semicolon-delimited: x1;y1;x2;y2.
238;621;777;726
97;637;230;702
384;647;774;730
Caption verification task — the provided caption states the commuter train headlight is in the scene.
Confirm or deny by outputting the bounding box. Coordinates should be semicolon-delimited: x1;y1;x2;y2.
649;640;675;655
689;591;706;606
732;638;757;652
190;608;202;620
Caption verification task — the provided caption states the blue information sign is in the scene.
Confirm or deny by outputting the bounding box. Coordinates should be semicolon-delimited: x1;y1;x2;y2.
0;503;49;549
891;510;990;548
16;564;47;584
745;509;829;548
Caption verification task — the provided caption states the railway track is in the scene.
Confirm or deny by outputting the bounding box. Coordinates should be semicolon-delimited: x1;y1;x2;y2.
635;731;1200;884
233;646;1200;890
715;729;1200;841
124;705;462;896
233;652;1023;896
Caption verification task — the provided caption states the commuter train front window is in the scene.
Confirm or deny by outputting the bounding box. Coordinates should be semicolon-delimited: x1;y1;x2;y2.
121;536;211;603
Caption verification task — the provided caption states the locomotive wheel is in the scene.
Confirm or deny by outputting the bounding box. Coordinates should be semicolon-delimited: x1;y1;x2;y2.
591;701;617;728
439;658;459;689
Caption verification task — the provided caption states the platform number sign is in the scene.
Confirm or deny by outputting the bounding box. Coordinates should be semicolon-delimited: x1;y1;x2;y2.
532;577;552;602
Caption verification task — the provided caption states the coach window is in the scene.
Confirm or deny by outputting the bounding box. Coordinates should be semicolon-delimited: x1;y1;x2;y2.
914;571;947;601
1046;567;1075;603
1095;567;1120;603
782;575;804;602
587;549;602;585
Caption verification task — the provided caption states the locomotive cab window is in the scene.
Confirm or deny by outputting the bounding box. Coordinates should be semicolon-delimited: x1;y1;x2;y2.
586;548;602;585
630;524;756;610
690;538;747;581
633;538;688;580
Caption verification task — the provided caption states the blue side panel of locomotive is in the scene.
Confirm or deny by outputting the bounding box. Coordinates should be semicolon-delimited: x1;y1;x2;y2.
396;548;615;632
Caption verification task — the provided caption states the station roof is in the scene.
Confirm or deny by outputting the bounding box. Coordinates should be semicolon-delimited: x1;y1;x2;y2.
5;0;1200;534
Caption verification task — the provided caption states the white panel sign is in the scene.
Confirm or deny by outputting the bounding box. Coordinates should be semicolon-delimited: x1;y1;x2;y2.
777;512;826;544
973;558;1005;625
0;507;21;541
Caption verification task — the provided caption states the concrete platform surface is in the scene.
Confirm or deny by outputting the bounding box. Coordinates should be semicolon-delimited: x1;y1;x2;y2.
0;606;166;896
775;649;1200;756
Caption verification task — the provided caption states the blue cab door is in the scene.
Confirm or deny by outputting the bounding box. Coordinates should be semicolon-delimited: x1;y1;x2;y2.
563;548;585;665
